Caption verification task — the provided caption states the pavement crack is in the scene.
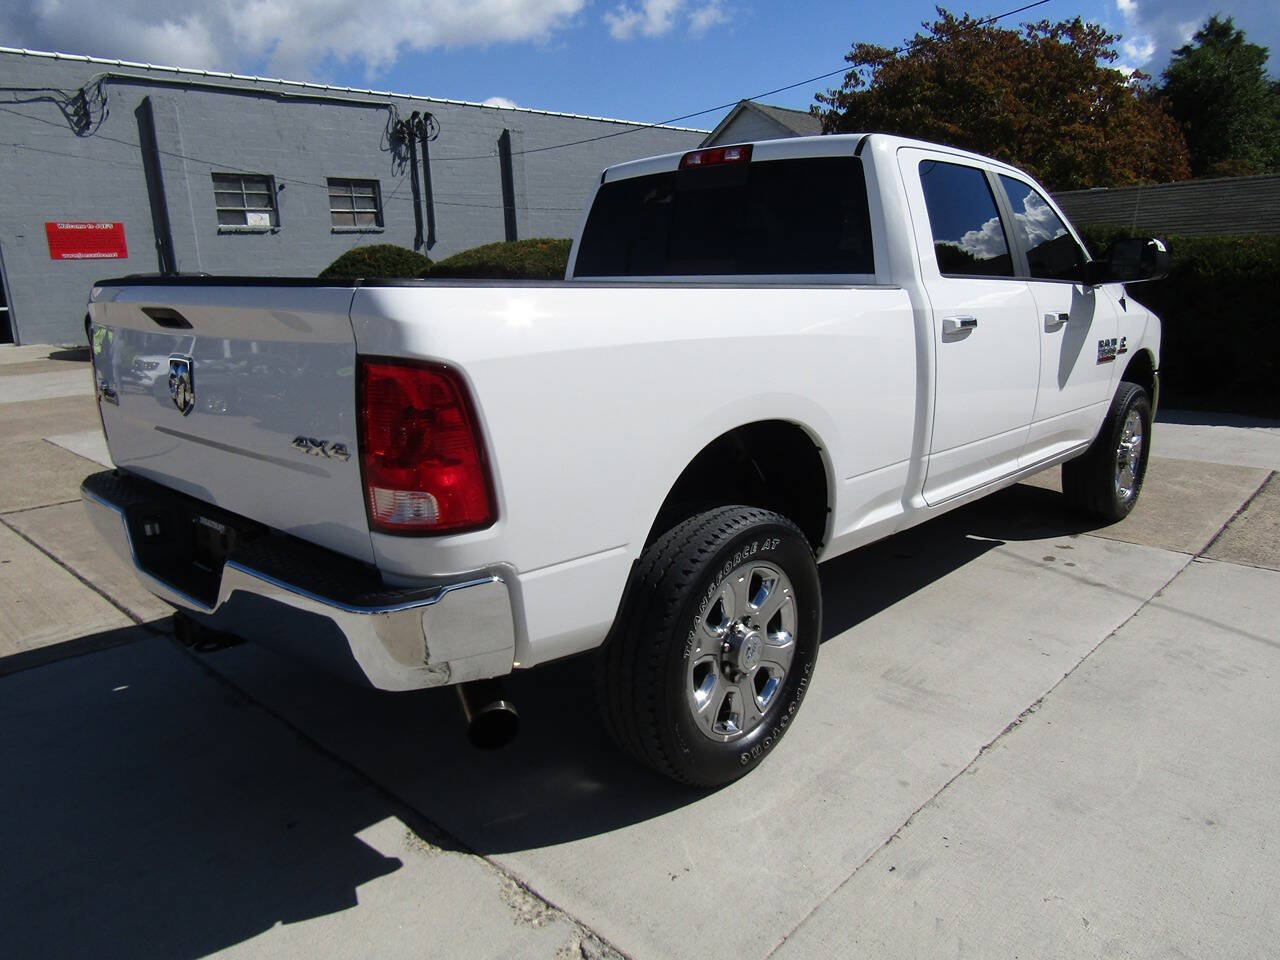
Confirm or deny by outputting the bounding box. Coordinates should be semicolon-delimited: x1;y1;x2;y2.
764;550;1198;959
0;513;160;632
0;498;82;516
39;436;109;469
1200;470;1275;557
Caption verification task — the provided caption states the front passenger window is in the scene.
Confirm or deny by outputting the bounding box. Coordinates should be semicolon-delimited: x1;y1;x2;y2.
999;176;1086;282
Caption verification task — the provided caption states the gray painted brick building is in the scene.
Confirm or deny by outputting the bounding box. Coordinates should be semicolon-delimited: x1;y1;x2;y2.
0;48;706;345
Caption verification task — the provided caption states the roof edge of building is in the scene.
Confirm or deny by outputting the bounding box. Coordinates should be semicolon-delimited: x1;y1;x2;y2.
0;45;710;134
1054;172;1280;195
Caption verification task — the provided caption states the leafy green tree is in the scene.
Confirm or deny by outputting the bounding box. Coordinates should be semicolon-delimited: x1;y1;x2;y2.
814;8;1190;189
1159;16;1280;177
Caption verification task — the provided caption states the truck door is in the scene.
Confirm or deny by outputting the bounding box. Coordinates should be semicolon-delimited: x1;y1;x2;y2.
996;175;1120;465
899;150;1040;505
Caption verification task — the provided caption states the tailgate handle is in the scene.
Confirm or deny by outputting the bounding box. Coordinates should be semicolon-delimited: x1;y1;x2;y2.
141;306;193;330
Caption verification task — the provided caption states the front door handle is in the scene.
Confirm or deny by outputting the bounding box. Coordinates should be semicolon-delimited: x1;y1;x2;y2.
942;315;979;335
1045;312;1069;330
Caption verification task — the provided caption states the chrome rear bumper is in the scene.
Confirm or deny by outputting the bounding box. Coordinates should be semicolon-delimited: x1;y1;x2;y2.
81;470;515;691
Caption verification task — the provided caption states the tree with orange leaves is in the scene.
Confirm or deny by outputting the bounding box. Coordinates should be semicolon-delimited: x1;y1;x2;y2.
814;8;1190;189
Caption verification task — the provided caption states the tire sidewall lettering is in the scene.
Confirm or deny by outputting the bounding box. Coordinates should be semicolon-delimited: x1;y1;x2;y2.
739;655;812;765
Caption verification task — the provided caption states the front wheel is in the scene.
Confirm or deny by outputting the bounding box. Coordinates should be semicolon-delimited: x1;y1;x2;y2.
596;506;822;787
1063;381;1152;522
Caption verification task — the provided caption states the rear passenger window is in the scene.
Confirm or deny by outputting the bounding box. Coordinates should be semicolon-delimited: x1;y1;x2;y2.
918;161;1013;278
999;176;1086;282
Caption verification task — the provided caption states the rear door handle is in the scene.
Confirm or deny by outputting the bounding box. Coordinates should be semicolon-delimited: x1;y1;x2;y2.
1045;312;1069;330
942;315;978;335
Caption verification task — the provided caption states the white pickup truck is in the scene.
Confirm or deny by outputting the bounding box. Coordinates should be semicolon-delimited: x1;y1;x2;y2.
82;133;1168;786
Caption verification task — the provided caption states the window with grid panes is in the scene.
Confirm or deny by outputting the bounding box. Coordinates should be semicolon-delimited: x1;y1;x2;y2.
327;178;383;228
212;173;278;227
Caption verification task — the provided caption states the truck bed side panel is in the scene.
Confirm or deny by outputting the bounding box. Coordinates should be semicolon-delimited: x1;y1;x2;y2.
350;282;917;664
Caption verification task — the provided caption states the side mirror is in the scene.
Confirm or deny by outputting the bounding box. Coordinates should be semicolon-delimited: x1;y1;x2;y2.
1086;237;1171;285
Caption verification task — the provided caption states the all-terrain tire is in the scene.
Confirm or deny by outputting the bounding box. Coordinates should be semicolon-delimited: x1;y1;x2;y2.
1062;381;1152;523
595;506;821;787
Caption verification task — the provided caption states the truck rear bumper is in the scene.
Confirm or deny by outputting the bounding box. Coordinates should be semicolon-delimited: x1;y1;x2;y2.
81;470;516;691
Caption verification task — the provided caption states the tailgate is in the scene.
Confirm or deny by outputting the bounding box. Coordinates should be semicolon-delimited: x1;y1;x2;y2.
90;282;375;564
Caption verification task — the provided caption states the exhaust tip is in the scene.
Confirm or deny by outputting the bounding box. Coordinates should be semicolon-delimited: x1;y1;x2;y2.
467;700;520;750
457;680;520;750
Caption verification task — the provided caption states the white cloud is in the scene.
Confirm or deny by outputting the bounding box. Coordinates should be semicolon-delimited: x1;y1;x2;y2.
605;0;682;40
482;96;521;109
688;1;730;36
1;0;589;78
604;0;731;41
1009;189;1066;249
950;215;1009;261
1121;35;1157;66
943;192;1066;262
1111;0;1277;76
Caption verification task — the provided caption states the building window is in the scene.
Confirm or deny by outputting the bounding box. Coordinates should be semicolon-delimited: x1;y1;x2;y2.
328;178;383;229
212;173;278;228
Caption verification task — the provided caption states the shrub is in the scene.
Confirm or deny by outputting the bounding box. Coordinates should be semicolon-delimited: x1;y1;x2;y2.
426;238;572;280
1079;227;1280;418
319;244;431;280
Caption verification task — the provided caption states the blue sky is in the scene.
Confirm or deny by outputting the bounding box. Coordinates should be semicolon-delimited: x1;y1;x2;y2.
3;1;1275;129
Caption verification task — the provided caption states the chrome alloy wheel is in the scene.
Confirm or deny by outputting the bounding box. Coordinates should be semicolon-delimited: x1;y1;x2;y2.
686;561;797;743
1115;408;1145;503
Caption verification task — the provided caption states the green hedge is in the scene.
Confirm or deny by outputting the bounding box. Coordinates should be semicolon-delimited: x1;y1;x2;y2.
1079;227;1280;419
319;244;431;280
426;238;572;280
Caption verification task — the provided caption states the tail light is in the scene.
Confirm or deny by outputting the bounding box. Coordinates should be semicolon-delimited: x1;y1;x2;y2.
357;358;495;535
679;144;752;169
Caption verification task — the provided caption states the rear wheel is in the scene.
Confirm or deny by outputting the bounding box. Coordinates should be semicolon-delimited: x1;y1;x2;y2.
596;506;821;787
1063;381;1152;522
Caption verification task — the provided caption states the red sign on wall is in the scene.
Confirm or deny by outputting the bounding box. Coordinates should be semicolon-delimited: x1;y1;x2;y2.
45;221;129;260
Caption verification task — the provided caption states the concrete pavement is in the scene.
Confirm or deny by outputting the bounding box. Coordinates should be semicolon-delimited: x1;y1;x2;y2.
2;342;1278;959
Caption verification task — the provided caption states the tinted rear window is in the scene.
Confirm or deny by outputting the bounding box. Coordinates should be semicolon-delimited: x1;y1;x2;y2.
573;156;874;277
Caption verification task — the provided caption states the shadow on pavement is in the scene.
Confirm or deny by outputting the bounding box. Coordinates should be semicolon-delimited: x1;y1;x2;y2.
820;479;1105;640
0;630;410;960
0;472;1117;959
1157;408;1280;429
200;642;707;857
46;346;91;363
177;476;1111;858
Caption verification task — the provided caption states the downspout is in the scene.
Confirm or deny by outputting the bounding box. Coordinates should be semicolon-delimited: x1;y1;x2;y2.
134;96;177;274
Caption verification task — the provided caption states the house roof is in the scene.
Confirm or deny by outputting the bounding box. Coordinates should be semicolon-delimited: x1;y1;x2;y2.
749;102;824;137
0;46;709;132
701;99;824;146
1053;174;1280;236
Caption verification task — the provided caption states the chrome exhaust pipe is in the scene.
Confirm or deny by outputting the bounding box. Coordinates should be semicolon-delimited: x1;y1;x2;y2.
456;679;520;750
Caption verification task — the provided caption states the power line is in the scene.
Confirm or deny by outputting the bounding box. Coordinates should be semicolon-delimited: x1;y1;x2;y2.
1;0;1056;200
434;0;1054;161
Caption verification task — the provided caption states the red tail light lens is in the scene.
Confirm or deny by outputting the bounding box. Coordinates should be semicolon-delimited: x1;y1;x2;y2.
679;144;753;169
357;358;495;534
